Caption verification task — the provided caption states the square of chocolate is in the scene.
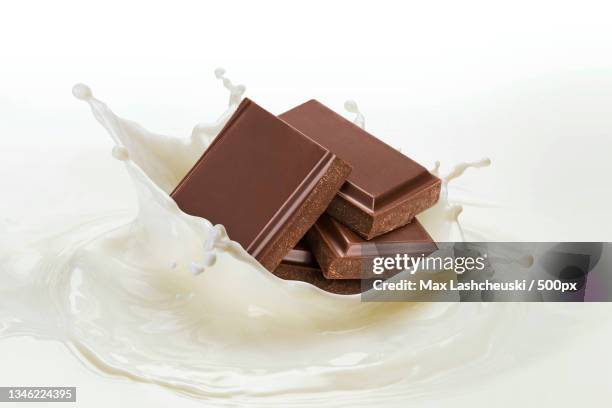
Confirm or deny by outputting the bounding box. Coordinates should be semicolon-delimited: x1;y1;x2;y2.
280;100;441;240
306;214;437;279
171;99;351;271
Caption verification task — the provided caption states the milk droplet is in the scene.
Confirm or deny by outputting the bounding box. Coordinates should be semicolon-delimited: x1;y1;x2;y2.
431;161;441;176
212;68;245;106
235;84;246;94
344;100;366;129
190;262;205;276
72;83;92;100
344;100;359;112
212;224;227;242
202;252;217;267
111;145;129;161
214;68;226;79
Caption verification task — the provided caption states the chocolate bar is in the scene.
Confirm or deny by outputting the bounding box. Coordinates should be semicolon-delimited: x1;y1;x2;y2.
306;214;437;279
274;240;364;295
280;100;441;239
171;99;351;271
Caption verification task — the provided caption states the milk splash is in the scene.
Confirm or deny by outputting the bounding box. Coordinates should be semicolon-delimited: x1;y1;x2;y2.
343;99;490;242
0;70;603;406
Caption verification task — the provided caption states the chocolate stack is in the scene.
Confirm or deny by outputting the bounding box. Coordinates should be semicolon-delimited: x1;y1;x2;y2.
171;98;441;294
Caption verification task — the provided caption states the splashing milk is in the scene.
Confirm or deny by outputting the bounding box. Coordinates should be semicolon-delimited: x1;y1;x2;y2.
0;70;605;406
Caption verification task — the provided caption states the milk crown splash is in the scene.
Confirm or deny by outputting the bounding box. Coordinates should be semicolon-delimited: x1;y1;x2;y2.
0;72;597;406
72;75;491;277
72;69;248;275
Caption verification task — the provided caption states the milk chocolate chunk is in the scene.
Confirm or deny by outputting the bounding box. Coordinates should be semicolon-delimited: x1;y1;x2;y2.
280;100;441;240
171;99;351;272
306;214;437;279
274;240;364;295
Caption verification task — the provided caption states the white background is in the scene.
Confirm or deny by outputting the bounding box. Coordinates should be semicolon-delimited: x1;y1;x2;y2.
1;1;612;407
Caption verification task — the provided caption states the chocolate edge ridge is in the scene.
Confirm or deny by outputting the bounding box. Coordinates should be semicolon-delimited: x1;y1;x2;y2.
368;178;442;239
249;150;337;257
305;225;340;279
307;215;439;279
258;156;351;271
328;177;442;240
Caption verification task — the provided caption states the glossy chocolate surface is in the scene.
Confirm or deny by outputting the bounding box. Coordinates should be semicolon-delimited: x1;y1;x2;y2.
280;100;441;239
314;214;437;257
307;214;437;279
171;98;351;271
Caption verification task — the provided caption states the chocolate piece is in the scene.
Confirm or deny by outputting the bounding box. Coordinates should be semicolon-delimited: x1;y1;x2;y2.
280;100;441;240
171;99;351;271
306;214;437;279
274;240;364;295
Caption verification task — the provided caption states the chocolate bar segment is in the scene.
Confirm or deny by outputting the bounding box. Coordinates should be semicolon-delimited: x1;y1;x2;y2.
171;99;351;271
306;214;437;279
280;100;441;239
274;240;364;295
